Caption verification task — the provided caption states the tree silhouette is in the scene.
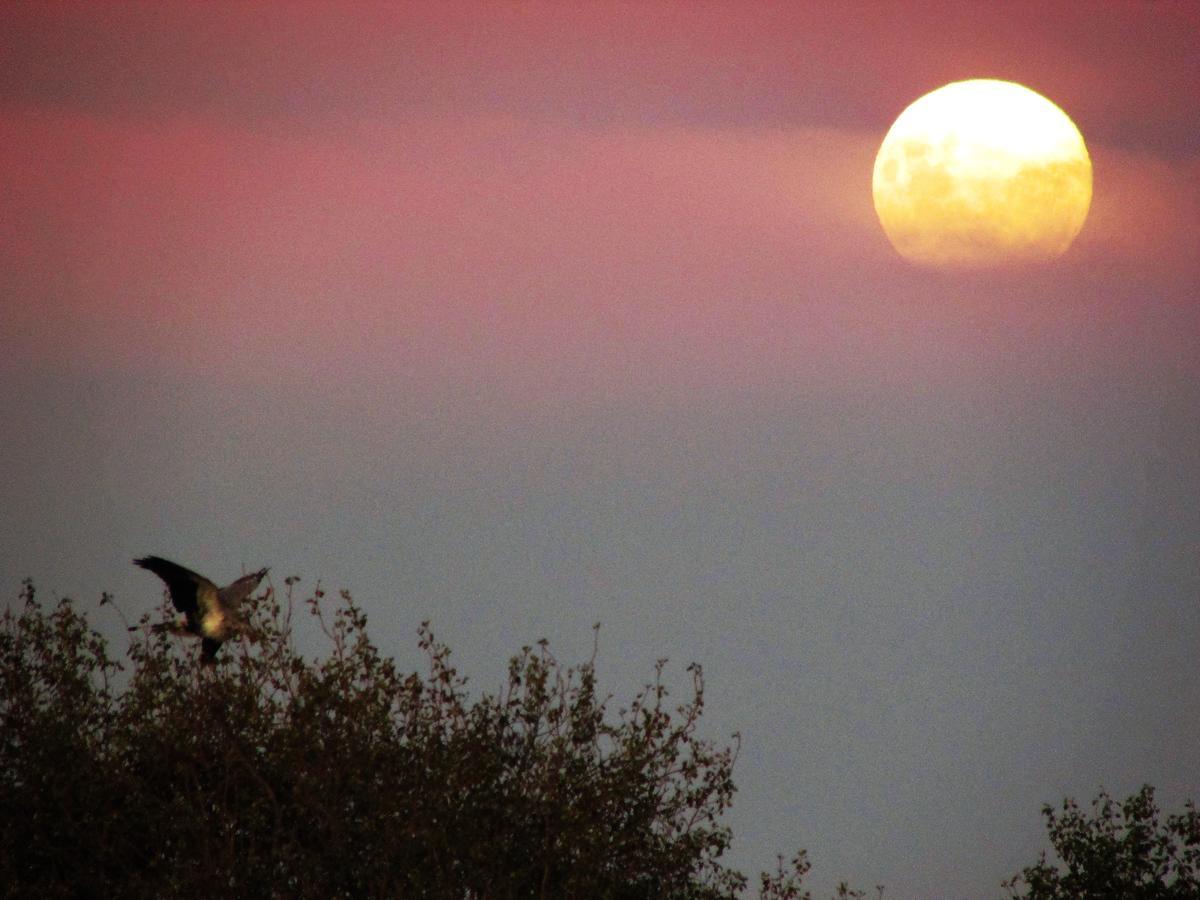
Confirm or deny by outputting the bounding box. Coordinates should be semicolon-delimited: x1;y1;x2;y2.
8;576;1194;898
1005;785;1200;899
1;578;827;899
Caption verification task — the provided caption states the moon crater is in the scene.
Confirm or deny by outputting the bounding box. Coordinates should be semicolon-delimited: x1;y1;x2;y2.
873;79;1092;268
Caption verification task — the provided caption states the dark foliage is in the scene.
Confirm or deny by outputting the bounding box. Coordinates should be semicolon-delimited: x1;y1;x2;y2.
19;573;1189;899
0;578;823;899
1005;785;1200;899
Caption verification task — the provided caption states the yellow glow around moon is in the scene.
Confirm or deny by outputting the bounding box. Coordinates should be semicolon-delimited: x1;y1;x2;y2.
872;79;1092;268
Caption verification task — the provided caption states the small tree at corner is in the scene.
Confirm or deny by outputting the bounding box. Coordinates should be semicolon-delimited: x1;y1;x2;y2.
1004;784;1200;899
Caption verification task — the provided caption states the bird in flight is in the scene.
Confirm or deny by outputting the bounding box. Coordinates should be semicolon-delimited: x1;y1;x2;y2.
132;556;268;664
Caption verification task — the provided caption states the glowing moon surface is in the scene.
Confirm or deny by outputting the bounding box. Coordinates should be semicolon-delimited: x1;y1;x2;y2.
872;79;1092;268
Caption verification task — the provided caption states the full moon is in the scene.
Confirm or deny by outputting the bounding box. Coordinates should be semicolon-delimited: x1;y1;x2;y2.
872;79;1092;268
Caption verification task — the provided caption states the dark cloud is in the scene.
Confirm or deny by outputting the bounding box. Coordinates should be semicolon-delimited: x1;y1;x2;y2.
1;2;1194;155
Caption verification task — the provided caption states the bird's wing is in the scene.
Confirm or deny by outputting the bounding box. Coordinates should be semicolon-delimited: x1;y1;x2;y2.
133;556;218;620
218;568;268;611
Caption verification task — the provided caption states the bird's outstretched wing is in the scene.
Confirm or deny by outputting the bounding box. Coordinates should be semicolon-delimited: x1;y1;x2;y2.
218;568;268;611
133;556;218;621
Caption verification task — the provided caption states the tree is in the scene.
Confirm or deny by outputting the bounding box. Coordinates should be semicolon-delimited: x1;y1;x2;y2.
0;577;829;899
1005;785;1200;899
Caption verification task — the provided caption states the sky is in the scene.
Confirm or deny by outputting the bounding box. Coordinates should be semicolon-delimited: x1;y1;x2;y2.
2;2;1198;895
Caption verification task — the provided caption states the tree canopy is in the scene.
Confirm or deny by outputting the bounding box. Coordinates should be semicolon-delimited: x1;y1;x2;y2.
0;578;826;899
1005;784;1200;899
3;575;1195;898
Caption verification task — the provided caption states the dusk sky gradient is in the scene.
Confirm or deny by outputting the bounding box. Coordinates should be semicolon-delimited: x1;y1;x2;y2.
2;3;1198;896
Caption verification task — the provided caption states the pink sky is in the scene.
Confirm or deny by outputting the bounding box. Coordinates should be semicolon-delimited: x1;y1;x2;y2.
2;2;1196;394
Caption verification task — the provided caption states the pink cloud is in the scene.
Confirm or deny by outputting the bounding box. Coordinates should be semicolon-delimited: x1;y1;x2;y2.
1;110;875;362
1076;145;1200;271
2;103;1195;406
